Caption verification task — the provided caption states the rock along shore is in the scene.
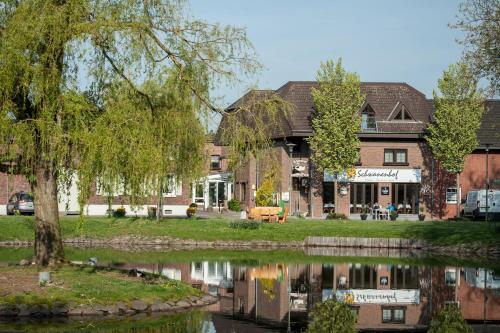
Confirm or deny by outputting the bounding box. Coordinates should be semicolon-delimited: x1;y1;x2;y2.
0;294;218;318
0;235;498;258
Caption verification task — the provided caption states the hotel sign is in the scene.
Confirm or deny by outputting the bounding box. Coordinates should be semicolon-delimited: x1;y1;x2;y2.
325;168;421;183
335;289;420;305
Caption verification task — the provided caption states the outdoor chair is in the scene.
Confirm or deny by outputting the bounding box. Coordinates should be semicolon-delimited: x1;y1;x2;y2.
278;207;289;224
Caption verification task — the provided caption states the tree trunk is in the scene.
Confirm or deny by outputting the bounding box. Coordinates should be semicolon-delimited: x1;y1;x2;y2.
32;166;65;266
456;172;461;220
156;182;163;222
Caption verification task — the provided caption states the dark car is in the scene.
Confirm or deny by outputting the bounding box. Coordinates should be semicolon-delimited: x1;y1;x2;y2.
6;192;34;215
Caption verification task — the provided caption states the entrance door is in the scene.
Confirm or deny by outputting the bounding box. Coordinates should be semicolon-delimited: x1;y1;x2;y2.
209;182;217;207
217;182;225;207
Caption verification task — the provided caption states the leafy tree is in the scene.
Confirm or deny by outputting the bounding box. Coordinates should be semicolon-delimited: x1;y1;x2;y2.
306;299;357;333
451;0;500;95
428;304;474;333
255;170;277;207
426;62;484;218
306;59;364;209
0;0;277;266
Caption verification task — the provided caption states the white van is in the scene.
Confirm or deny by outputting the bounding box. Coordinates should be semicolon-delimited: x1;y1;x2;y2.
463;189;500;220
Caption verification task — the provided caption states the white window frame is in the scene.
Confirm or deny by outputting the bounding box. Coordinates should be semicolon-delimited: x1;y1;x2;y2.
163;175;182;197
446;188;458;204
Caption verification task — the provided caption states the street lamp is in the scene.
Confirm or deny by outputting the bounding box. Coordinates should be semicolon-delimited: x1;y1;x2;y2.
485;143;491;224
285;142;296;216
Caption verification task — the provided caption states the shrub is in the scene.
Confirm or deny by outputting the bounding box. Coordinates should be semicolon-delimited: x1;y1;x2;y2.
326;212;347;220
428;304;473;333
255;177;275;207
228;198;241;211
113;207;126;218
228;220;260;230
306;299;356;333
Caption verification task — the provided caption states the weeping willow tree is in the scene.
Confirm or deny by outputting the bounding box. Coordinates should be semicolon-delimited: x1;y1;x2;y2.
0;0;282;266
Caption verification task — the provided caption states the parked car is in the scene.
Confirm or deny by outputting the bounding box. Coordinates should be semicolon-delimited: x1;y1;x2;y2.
6;192;34;215
463;189;500;220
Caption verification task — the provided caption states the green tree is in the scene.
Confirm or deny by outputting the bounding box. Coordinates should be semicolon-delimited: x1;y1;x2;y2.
426;62;484;218
428;304;474;333
0;0;275;266
451;0;500;95
306;299;357;333
255;177;275;207
306;59;364;208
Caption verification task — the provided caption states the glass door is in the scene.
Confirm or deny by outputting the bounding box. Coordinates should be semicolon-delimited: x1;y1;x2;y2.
217;182;225;207
209;182;217;207
350;183;378;213
392;183;419;214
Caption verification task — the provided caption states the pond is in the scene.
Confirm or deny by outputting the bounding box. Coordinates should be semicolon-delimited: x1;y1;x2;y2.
0;247;499;332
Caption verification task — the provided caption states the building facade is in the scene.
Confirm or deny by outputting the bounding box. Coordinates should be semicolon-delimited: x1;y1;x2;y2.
0;137;233;216
221;81;500;219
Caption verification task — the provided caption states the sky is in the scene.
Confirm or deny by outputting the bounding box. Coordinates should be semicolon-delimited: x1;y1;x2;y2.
188;0;465;117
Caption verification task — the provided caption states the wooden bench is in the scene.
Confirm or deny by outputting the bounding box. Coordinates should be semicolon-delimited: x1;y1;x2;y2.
248;206;288;223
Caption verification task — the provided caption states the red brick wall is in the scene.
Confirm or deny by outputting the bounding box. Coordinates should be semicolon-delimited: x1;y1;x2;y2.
0;172;32;205
437;151;500;219
311;140;433;218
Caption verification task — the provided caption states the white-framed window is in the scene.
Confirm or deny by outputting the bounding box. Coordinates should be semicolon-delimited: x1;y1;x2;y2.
95;177;126;196
446;188;458;204
163;175;182;197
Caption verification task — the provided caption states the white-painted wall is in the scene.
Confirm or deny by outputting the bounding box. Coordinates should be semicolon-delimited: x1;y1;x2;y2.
82;204;188;217
0;205;6;215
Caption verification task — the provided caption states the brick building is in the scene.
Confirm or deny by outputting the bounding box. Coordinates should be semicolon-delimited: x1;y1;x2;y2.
0;136;233;216
220;81;500;219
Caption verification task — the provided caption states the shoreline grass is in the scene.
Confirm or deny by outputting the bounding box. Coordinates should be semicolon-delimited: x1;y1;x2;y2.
0;216;499;246
0;265;201;307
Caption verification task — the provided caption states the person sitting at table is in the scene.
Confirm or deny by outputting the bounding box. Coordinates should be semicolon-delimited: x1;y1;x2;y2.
372;202;380;219
386;202;396;212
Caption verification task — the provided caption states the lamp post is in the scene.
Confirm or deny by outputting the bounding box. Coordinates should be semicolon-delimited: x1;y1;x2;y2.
485;143;491;224
286;143;296;215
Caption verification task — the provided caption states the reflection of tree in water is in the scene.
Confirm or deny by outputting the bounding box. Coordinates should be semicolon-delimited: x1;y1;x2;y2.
0;311;209;333
260;278;276;300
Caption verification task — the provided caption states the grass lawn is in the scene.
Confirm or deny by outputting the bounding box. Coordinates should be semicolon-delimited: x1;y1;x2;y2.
0;265;201;306
0;216;499;246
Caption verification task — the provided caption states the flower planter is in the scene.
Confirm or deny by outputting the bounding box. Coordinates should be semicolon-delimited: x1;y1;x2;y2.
418;214;426;221
360;214;368;221
186;207;196;218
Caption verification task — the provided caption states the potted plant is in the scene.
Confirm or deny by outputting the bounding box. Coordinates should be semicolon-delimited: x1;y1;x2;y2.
389;210;398;221
418;206;426;221
360;207;368;220
147;207;157;219
187;203;197;218
113;206;126;218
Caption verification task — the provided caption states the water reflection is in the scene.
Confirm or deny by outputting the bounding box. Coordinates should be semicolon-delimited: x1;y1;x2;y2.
1;248;499;332
109;259;500;332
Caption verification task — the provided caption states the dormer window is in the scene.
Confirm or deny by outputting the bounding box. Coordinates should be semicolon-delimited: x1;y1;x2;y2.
361;105;376;131
390;103;415;121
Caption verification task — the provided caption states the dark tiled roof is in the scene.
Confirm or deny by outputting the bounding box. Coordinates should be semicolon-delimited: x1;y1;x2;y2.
478;100;500;148
217;81;500;146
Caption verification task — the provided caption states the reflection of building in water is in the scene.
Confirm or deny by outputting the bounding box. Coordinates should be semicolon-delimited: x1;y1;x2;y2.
321;263;429;331
109;260;500;331
431;267;500;322
190;261;233;295
229;263;431;331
